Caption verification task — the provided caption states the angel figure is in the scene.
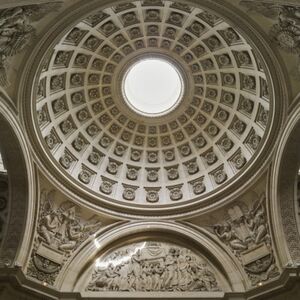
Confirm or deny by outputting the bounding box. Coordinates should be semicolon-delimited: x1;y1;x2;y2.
0;3;61;86
38;190;62;246
214;222;248;252
246;195;268;245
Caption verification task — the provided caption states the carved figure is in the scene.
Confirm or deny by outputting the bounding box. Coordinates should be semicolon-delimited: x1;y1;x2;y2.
39;209;60;245
240;1;300;72
213;194;279;285
0;3;61;85
27;190;102;285
214;223;247;252
128;253;141;290
38;192;101;252
87;242;221;292
245;196;268;244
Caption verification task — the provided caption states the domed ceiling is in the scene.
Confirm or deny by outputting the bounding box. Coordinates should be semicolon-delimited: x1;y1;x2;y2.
34;0;271;216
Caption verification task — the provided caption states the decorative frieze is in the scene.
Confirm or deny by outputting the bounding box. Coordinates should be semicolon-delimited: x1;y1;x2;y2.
86;241;221;292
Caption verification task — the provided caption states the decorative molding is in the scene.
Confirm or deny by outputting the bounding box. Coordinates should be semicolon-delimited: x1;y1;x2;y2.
0;98;35;269
270;101;300;265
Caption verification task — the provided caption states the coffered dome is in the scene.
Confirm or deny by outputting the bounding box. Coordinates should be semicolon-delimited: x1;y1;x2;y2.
33;0;272;216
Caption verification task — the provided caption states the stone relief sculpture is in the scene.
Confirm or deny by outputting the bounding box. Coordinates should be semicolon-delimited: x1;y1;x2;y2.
212;193;280;285
27;190;102;285
240;1;300;72
0;2;61;86
86;241;221;292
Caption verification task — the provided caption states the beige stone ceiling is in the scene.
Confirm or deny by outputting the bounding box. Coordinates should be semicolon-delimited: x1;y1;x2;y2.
1;0;300;299
34;0;271;210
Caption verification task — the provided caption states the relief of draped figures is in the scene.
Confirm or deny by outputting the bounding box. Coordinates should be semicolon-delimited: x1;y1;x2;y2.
0;2;61;85
87;241;221;292
27;190;102;285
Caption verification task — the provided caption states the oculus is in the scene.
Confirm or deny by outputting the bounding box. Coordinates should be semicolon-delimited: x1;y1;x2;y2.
122;58;183;116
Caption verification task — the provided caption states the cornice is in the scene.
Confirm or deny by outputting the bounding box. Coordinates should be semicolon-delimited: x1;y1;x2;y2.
1;265;300;299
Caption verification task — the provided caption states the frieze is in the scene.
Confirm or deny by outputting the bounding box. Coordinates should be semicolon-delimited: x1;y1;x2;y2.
86;241;221;292
212;193;280;285
27;190;102;285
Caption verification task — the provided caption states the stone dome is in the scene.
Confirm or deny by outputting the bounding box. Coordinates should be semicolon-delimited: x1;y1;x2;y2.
34;0;271;216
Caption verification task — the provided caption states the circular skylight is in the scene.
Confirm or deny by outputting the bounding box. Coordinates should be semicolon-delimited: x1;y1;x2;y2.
123;58;183;116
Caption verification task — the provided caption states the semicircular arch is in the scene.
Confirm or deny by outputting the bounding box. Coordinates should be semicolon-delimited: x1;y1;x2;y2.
57;221;248;293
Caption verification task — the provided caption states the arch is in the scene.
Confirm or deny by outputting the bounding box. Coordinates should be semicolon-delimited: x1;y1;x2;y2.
0;94;36;267
57;221;247;293
270;100;300;266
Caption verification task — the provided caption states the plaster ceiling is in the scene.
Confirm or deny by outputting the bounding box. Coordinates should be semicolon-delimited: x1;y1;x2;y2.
33;0;271;215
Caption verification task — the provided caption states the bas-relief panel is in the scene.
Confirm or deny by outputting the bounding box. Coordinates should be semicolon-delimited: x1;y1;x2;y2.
0;2;61;86
26;190;102;285
240;1;300;77
85;241;222;292
211;193;280;286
